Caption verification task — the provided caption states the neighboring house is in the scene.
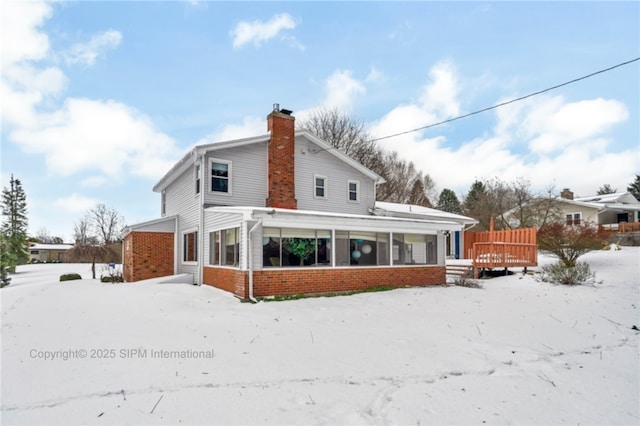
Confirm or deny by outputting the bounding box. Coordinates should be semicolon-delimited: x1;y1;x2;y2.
28;243;73;263
122;106;471;300
556;188;640;230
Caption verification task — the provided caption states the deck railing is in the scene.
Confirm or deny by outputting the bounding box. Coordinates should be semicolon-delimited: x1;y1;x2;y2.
472;242;538;270
599;222;640;233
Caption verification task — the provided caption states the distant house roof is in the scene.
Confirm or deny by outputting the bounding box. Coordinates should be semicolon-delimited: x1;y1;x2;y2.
28;243;73;251
561;192;640;212
373;202;479;228
152;130;385;193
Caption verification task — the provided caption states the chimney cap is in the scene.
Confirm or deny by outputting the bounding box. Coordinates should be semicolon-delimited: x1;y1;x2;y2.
280;108;293;115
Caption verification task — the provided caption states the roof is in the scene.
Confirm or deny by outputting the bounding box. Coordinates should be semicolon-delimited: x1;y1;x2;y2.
152;130;384;193
574;192;639;204
28;243;73;251
559;191;640;212
373;201;479;226
120;215;177;238
206;205;466;232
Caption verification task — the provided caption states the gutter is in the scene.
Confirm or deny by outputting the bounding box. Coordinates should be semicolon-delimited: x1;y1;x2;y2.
247;220;262;303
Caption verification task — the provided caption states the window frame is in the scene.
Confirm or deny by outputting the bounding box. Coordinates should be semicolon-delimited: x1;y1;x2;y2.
182;229;198;264
565;212;582;226
208;228;240;268
209;158;232;196
347;180;360;203
314;175;328;199
195;164;201;195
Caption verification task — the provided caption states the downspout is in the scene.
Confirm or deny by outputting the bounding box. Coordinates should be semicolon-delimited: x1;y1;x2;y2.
247;219;262;303
198;153;205;286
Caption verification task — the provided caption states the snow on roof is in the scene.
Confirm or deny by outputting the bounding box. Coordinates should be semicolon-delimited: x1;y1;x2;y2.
574;192;628;203
374;201;478;225
28;243;73;251
205;205;464;231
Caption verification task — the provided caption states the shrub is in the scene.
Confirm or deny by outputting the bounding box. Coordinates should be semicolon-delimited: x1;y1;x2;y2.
60;273;82;282
101;274;124;283
100;264;124;283
536;261;599;285
538;222;608;267
451;276;482;289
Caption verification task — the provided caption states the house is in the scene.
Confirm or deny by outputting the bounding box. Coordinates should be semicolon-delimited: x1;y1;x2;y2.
122;105;470;300
372;202;478;259
557;188;640;231
28;243;73;263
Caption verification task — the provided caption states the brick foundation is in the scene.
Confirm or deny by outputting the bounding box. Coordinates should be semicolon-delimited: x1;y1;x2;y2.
203;266;248;299
123;232;174;282
202;265;445;300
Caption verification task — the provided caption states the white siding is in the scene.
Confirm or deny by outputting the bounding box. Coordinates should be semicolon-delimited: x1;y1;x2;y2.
164;165;200;277
437;231;446;265
131;217;175;233
203;143;268;207
295;136;376;215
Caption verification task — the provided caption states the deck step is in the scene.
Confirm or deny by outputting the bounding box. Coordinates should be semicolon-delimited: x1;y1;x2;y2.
446;265;474;278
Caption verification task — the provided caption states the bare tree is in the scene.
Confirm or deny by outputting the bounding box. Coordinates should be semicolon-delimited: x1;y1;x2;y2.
73;214;96;245
66;244;118;279
91;204;124;244
299;107;437;205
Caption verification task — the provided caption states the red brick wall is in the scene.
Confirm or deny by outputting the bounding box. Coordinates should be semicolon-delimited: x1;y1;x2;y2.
266;110;297;209
201;265;445;299
203;266;248;299
252;266;445;297
123;232;174;282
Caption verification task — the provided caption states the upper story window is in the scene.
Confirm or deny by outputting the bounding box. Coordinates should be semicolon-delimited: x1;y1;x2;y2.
161;190;166;215
348;180;359;202
210;159;231;194
565;213;581;226
315;175;327;199
195;164;201;195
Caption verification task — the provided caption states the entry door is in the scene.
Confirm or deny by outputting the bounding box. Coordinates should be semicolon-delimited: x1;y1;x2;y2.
617;213;629;223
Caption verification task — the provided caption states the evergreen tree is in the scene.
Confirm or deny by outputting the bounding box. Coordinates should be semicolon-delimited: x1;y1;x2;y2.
0;233;14;287
1;175;29;272
627;174;640;201
437;188;462;214
596;184;616;195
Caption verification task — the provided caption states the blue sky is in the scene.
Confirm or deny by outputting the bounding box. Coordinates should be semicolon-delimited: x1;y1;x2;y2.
2;0;639;242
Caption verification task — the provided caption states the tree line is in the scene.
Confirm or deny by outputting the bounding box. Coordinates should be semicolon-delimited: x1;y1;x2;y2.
300;107;640;231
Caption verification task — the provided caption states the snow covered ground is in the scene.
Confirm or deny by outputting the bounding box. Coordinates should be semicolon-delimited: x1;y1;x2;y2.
2;248;639;425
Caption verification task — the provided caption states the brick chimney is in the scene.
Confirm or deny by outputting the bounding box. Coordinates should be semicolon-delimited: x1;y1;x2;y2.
266;104;297;209
560;188;574;200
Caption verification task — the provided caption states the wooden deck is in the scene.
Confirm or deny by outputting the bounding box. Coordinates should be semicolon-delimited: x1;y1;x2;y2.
464;219;538;278
599;222;640;233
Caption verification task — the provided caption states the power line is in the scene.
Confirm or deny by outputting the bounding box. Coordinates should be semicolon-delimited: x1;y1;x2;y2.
368;57;640;143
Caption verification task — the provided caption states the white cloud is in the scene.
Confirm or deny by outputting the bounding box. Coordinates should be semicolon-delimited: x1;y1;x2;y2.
322;70;366;111
53;193;101;214
368;61;634;198
0;0;51;68
2;2;180;185
231;13;299;49
64;30;122;66
10;98;180;180
365;67;385;83
369;60;460;142
195;116;266;146
81;176;110;188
